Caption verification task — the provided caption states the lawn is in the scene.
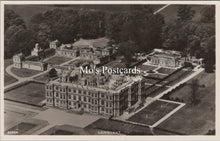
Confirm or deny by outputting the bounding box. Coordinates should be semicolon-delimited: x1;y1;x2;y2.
45;56;72;65
157;67;176;75
5;122;37;135
148;86;169;98
147;73;167;80
127;100;179;126
41;125;87;135
145;85;161;96
158;72;215;135
4;82;45;106
4;59;18;86
144;78;159;84
11;67;42;77
86;118;152;135
138;64;158;71
158;69;193;86
34;72;49;82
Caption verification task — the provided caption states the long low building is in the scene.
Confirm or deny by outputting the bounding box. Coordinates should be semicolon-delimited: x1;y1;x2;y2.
13;43;55;71
45;68;146;117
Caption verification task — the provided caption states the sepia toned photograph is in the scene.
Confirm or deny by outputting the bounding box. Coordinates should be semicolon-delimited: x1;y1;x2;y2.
1;1;217;138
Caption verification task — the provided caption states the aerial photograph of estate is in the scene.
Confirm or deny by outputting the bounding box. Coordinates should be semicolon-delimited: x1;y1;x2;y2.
3;3;215;136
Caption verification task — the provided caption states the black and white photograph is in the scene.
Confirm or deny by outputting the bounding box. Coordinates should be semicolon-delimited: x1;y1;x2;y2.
0;1;218;139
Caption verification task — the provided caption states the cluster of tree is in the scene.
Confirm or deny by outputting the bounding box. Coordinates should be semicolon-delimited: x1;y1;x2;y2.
107;6;164;63
5;6;164;60
29;9;106;47
5;5;215;72
162;5;215;72
4;10;36;58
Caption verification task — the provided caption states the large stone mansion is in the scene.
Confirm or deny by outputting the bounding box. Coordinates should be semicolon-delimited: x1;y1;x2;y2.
45;66;146;117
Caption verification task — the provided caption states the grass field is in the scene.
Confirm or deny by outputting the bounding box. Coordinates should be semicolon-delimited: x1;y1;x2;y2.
41;125;87;135
4;59;18;86
45;56;72;65
147;73;167;80
4;82;45;106
86;118;152;135
144;78;159;84
139;65;158;71
5;122;37;135
34;72;49;82
158;72;215;135
158;69;193;86
157;67;176;75
11;67;42;77
127;100;179;126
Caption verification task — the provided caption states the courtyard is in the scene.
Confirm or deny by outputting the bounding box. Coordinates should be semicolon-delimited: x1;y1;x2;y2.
45;55;72;65
4;82;45;106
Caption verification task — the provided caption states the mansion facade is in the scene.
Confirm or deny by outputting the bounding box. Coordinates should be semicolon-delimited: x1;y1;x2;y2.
45;68;146;117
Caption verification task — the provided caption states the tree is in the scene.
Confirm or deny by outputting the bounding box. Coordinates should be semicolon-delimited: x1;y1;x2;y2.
4;9;35;59
204;36;215;73
118;41;137;66
177;5;195;22
200;6;215;23
48;68;57;78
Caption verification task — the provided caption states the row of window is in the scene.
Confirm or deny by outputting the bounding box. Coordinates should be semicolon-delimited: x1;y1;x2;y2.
46;89;113;100
47;97;113;107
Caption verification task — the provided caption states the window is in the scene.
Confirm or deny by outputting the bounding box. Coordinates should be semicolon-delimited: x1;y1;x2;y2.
84;104;87;108
69;95;71;99
78;90;81;94
73;90;76;93
69;88;71;92
95;100;97;105
101;100;104;105
79;96;81;101
56;99;59;103
69;101;71;105
84;91;86;94
84;97;87;102
73;96;76;100
56;92;58;97
106;102;108;107
47;92;49;96
60;94;62;99
102;107;104;111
